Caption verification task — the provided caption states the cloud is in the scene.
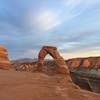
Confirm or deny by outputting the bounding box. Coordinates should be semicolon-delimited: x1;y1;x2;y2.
85;0;100;6
27;10;61;34
18;49;36;59
64;0;82;8
0;34;10;40
0;0;100;59
63;0;100;19
64;0;100;7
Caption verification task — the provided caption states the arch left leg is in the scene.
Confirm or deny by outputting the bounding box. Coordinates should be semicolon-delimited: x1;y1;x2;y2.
37;49;47;71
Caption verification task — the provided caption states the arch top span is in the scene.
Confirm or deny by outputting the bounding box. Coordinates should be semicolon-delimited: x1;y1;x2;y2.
42;46;57;49
37;46;72;80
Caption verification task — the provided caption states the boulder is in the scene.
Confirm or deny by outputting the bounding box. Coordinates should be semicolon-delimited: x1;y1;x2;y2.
0;45;11;70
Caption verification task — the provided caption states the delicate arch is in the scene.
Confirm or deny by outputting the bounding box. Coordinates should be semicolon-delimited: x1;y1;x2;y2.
37;46;70;75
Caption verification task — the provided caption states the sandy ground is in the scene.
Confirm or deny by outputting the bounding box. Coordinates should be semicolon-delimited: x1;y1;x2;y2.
0;70;100;100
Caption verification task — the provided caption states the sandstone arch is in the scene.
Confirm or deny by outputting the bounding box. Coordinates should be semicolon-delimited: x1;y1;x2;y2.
37;46;71;76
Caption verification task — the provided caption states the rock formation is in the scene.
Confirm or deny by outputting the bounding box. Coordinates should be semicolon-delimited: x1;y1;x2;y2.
12;62;37;72
66;57;100;69
37;46;72;80
67;58;82;69
0;45;11;70
38;46;69;73
0;70;100;100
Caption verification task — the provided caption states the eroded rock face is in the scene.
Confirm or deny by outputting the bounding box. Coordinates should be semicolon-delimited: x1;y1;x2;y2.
95;58;100;69
67;58;82;68
67;57;100;69
0;45;11;70
37;46;71;76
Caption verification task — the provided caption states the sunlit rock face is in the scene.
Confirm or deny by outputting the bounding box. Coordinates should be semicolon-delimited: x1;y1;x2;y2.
0;45;11;70
37;46;70;74
67;57;100;69
67;58;82;68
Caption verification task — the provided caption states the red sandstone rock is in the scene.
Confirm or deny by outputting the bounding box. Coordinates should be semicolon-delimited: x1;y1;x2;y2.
81;59;91;68
95;58;100;69
0;70;100;100
38;46;69;73
37;46;72;81
68;58;82;68
0;45;11;70
67;57;100;69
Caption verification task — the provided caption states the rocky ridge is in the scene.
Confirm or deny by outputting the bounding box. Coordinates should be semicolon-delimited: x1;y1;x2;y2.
66;57;100;69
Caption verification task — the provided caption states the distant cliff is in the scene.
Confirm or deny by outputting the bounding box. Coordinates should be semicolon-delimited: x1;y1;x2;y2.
66;57;100;69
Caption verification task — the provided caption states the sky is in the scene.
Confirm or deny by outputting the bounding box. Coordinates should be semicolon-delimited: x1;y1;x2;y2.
0;0;100;60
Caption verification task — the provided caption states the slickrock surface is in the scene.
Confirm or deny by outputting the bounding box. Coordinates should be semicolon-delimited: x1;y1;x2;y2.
0;45;11;70
0;70;100;100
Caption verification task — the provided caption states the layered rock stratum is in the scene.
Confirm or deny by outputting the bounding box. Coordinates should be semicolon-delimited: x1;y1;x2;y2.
0;45;11;69
12;56;100;73
66;57;100;69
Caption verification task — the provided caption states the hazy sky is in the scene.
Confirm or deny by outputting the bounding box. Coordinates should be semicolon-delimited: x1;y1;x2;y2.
0;0;100;60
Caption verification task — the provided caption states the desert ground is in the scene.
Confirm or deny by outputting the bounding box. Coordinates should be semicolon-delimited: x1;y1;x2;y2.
0;69;100;100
